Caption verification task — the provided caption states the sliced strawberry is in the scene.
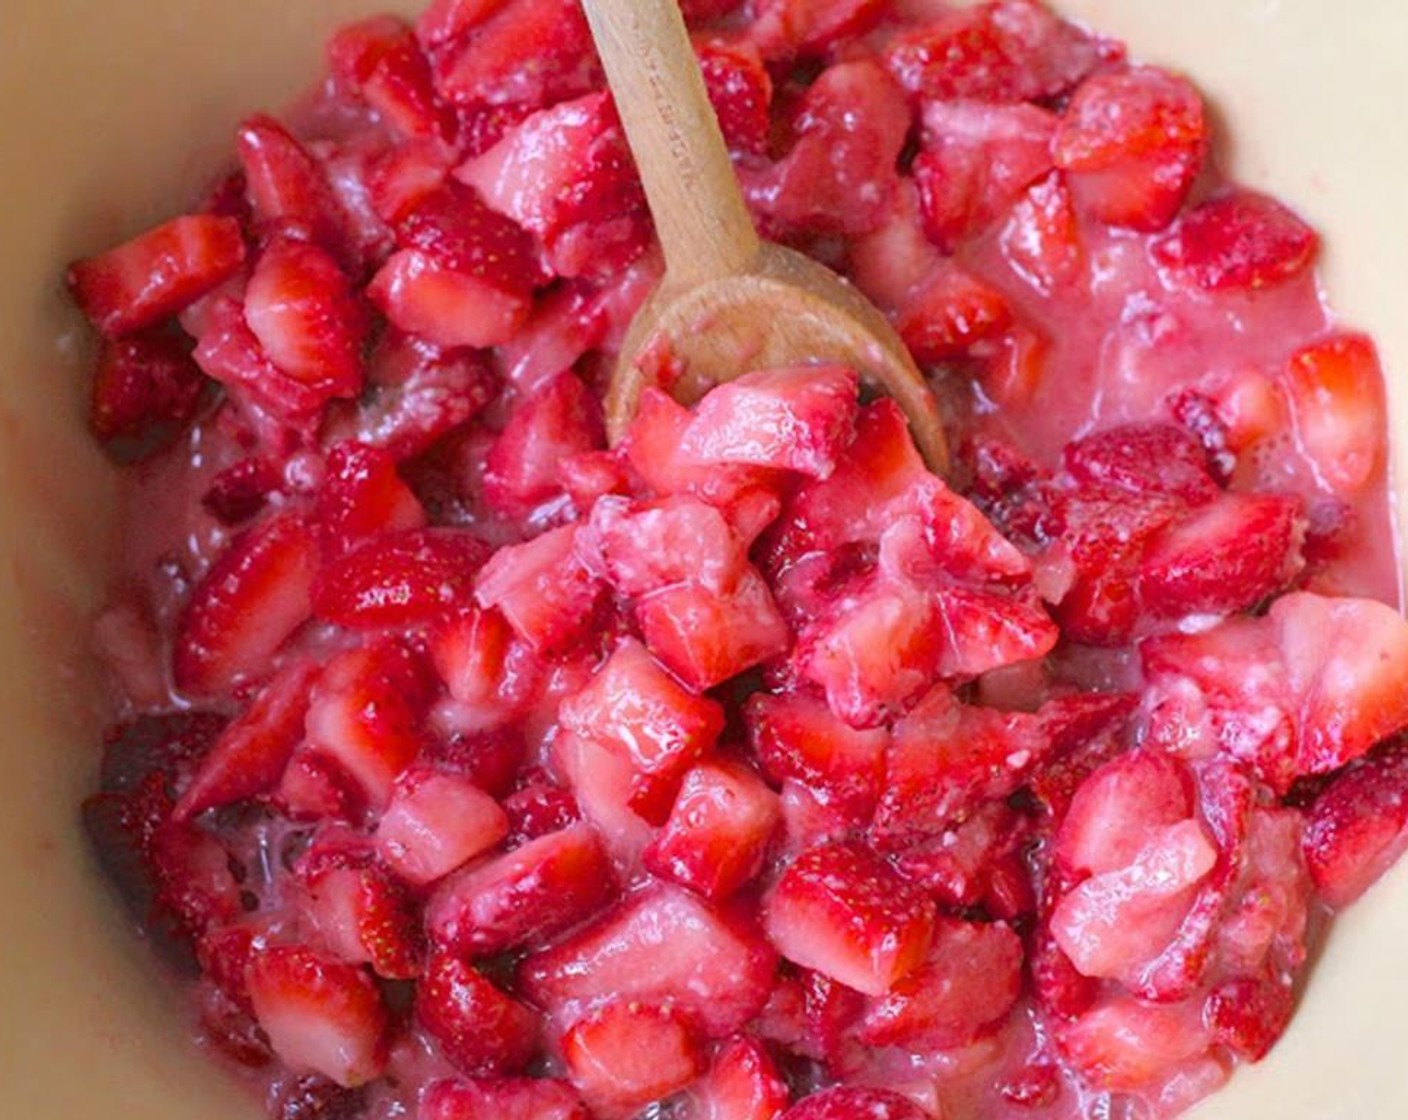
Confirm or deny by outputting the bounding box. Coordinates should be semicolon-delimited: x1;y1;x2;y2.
428;607;532;720
173;511;319;696
427;822;616;956
697;38;773;156
316;441;427;555
781;1087;928;1120
1064;422;1221;504
644;758;782;899
374;767;507;885
563;1000;702;1120
1055;996;1210;1092
235;114;351;255
368;249;530;350
1304;739;1408;908
858;917;1023;1049
897;260;1011;363
559;638;726;822
69;214;246;337
999;171;1083;296
519;885;779;1038
928;585;1058;678
764;840;935;996
418;952;540;1076
89;331;205;448
245;945;388;1087
420;1077;589;1120
681;1035;789;1120
312;527;490;629
1053;750;1194;876
1285;331;1387;495
482;371;603;518
297;857;424;980
1151;190;1319;292
327;16;455;143
473;524;605;654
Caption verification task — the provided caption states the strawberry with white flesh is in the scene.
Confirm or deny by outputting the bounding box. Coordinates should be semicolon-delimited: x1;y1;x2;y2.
418;952;540;1076
680;1035;790;1120
374;767;508;885
562;999;702;1119
420;1077;589;1120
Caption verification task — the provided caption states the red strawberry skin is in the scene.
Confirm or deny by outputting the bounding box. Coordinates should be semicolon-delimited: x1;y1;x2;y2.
1304;739;1408;908
312;528;491;629
417;953;540;1076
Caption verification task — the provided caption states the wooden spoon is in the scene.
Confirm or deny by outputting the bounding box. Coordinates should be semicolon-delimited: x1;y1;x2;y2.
581;0;950;474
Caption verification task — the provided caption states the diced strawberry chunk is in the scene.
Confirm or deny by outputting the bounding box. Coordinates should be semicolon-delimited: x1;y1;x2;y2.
927;585;1058;677
897;260;1012;363
236;114;351;256
503;772;581;844
677;366;859;479
173;511;319;696
1053;750;1193;876
313;527;490;629
304;637;438;807
551;731;659;866
519;885;779;1038
1151;190;1319;292
1304;739;1408;908
892;802;1033;917
1064;422;1221;504
747;692;887;824
89;332;205;448
999;171;1083;296
580;494;746;598
417;952;540;1076
69;215;246;337
858;917;1023;1049
275;749;359;822
748;0;885;58
202;457;281;526
645;758;781;899
563;1000;702;1120
426;727;526;797
193;295;333;425
781;1087;928;1120
764;840;935;996
1054;66;1206;231
482;371;603;518
328;16;456;143
368;249;531;350
559;639;726;822
415;0;509;49
245;945;388;1088
421;1077;589;1120
427;822;616;956
681;1035;789;1120
474;524;605;654
374;767;507;885
1055;996;1210;1092
697;38;773;156
296;857;423;980
1285;332;1387;495
316;441;427;555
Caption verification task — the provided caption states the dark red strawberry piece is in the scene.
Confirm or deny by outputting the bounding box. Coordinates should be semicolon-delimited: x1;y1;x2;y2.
897;261;1011;363
1150;189;1319;292
89;331;205;450
781;1087;928;1120
420;1077;589;1120
328;16;456;144
891;802;1034;918
271;1076;368;1120
1064;422;1221;503
417;952;540;1076
315;441;427;555
1303;737;1408;908
563;1000;703;1119
502;774;581;845
236;114;351;256
97;711;227;795
203;456;282;526
312;527;490;629
697;38;773;156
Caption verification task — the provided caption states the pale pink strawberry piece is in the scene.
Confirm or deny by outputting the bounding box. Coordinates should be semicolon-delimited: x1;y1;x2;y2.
878;477;1033;588
1051;818;1218;982
492;280;609;394
847;178;942;314
637;567;792;692
580;494;747;598
174;660;318;821
999;171;1084;296
563;999;703;1120
296;856;423;980
858;917;1023;1049
1055;995;1211;1092
374;767;507;885
1138;491;1304;618
458;91;649;280
427;822;616;956
1151;189;1319;292
420;1077;589;1120
245;945;388;1087
244;235;366;398
748;0;884;58
781;1086;928;1120
304;637;438;807
927;585;1058;678
172;511;319;697
1064;422;1221;504
644;758;781;899
88;331;205;447
551;731;658;866
764;840;935;996
748;692;887;824
884;0;1101;103
315;441;427;556
418;952;540;1076
474;524;605;654
368;251;530;351
676;366;859;479
1285;331;1387;495
327;16;456;144
1054;66;1206;231
697;38;773;156
68;214;246;337
482;371;603;518
897;260;1012;363
912;100;1057;251
313;527;491;629
559;638;726;821
1053;750;1194;877
680;1035;790;1120
1304;739;1408;908
519;885;779;1038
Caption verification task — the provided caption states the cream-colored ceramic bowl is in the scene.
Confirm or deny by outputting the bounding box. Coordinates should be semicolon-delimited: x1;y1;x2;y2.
2;2;1405;1117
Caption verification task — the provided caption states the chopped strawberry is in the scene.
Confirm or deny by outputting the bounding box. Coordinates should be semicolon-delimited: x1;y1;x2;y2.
316;441;427;555
235;115;353;257
928;585;1058;678
172;511;319;696
312;527;490;629
374;767;508;885
502;773;581;844
764;839;935;996
1150;190;1319;292
858;917;1023;1049
748;0;885;58
1054;66;1206;231
1284;332;1387;495
580;494;747;598
781;1087;928;1120
563;1000;702;1119
474;524;606;654
551;731;659;866
276;749;360;822
327;16;456;143
1304;739;1408;908
681;1035;789;1120
368;251;530;351
482;371;603;518
203;457;282;526
892;802;1034;917
303;637;438;807
428;607;532;720
1055;996;1210;1092
697;38;773;156
245;945;388;1087
999;171;1083;296
68;214;246;337
559;638;726;822
420;1077;589;1120
897;261;1012;363
297;857;424;980
427;822;616;956
1064;422;1221;504
193;295;332;426
270;1076;367;1120
519;885;779;1038
1053;750;1193;876
425;726;526;797
644;758;782;899
492;280;609;394
418;952;540;1075
415;0;509;49
89;331;205;449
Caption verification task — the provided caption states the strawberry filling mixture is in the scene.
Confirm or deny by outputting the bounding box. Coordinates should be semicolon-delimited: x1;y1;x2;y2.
71;2;1406;1120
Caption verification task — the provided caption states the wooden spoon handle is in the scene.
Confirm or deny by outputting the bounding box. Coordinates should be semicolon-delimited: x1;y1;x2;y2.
581;0;761;286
